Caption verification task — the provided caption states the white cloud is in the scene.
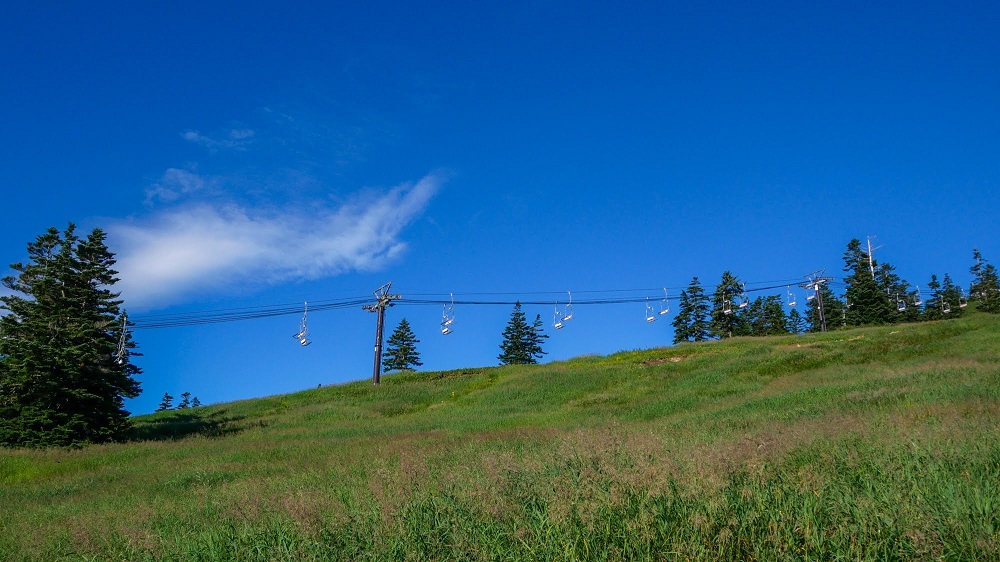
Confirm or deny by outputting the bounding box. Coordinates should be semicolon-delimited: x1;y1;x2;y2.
111;173;444;308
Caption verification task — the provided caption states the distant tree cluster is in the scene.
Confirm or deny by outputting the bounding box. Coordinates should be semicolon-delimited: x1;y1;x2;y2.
669;243;1000;343
155;391;201;412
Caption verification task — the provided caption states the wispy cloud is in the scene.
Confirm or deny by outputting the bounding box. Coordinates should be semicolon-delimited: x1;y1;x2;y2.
145;168;214;204
182;128;256;151
111;173;444;308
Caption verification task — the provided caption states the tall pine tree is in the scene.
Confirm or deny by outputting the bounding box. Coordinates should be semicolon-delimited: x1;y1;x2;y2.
842;238;894;326
0;224;141;447
498;302;546;365
382;318;423;372
672;277;710;343
970;249;1000;313
709;271;746;338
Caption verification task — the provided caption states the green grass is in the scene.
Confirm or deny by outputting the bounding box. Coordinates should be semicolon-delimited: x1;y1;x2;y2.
2;313;999;560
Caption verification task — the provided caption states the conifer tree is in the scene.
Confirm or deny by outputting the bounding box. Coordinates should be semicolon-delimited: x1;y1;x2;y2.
940;274;965;318
382;318;423;372
529;314;549;360
923;274;945;321
498;302;546;364
970;249;1000;313
709;271;746;338
156;393;174;412
787;307;806;335
178;392;192;409
671;290;692;344
673;277;710;343
191;397;201;408
745;295;788;336
0;224;142;447
842;238;894;326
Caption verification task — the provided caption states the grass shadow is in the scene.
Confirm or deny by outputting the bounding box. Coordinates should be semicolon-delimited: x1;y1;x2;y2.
129;409;264;442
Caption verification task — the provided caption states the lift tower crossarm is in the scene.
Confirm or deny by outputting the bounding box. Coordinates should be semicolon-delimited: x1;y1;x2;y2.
363;282;401;385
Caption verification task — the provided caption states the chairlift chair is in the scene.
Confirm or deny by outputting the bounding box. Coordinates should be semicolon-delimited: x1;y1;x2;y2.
913;286;923;306
896;294;906;312
959;288;968;308
114;312;129;365
645;298;657;322
562;291;574;322
659;288;670;315
293;302;312;346
722;294;733;316
441;293;456;333
941;298;952;314
553;303;564;329
787;286;796;307
738;284;749;309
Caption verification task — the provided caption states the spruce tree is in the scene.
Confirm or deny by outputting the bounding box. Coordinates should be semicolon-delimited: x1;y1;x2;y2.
529;314;549;361
940;274;965;318
673;277;710;343
156;393;174;412
842;238;894;326
671;290;692;344
970;249;1000;313
923;274;945;321
191;397;201;408
498;302;545;364
787;307;806;335
382;318;423;372
0;224;142;447
178;392;192;409
709;271;746;338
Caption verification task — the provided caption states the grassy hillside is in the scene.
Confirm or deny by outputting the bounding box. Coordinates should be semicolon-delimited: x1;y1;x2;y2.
2;312;999;560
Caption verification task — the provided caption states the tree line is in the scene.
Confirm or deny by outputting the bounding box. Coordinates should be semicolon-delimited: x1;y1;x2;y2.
671;239;1000;343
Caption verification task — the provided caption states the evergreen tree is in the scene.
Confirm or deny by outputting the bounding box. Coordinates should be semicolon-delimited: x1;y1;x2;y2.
0;224;142;447
709;271;746;338
191;397;201;408
787;307;806;335
940;274;965;318
671;290;692;344
156;393;174;412
178;391;192;409
923;274;945;321
970;249;1000;313
746;295;788;336
382;318;423;372
875;261;912;323
842;238;894;326
672;277;710;343
529;314;549;360
498;302;546;365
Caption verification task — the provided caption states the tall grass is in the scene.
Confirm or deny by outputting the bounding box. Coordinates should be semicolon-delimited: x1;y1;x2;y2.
1;313;998;560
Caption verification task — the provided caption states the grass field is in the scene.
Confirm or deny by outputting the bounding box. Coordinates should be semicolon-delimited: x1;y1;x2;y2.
2;312;999;560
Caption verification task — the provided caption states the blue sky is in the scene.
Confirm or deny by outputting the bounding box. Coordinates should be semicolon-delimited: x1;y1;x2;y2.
2;2;998;414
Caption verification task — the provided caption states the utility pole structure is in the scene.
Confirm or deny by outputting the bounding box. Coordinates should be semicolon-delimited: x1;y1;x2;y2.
800;270;835;332
362;281;401;386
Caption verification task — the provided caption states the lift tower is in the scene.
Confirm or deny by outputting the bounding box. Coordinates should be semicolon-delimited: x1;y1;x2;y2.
363;282;400;385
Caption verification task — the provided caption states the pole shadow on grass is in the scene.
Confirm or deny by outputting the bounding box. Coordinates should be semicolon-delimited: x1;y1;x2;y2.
129;409;267;442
